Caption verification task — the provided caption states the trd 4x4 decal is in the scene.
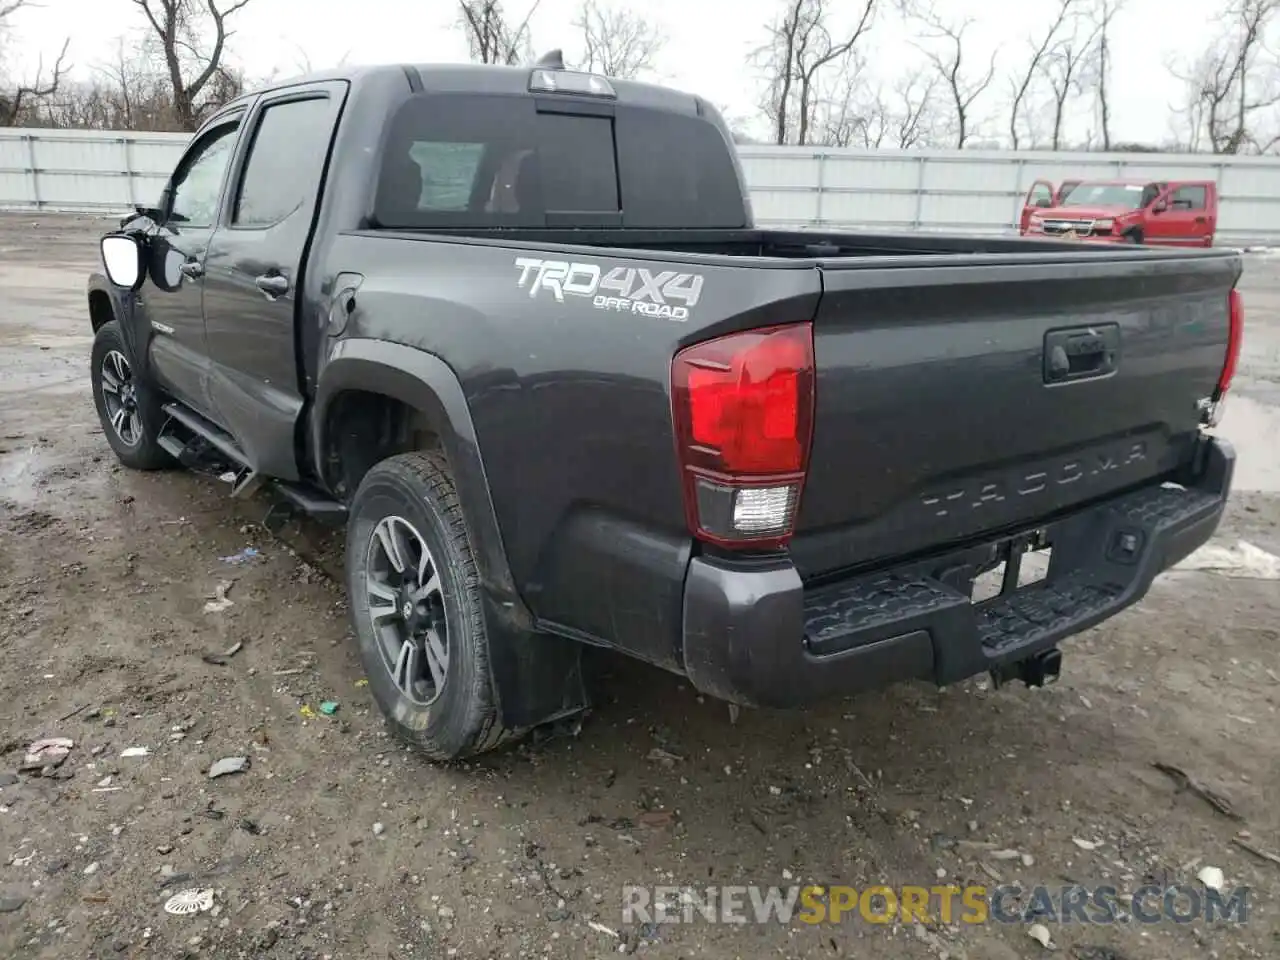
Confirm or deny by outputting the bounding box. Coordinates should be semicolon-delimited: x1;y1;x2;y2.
514;257;704;322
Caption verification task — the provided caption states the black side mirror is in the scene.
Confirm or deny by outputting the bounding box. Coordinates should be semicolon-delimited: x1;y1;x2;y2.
101;233;146;291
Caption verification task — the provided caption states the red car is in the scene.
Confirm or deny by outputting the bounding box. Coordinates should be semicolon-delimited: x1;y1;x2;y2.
1019;178;1217;247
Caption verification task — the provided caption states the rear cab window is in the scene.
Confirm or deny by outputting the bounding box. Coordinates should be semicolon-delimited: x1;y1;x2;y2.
372;92;747;230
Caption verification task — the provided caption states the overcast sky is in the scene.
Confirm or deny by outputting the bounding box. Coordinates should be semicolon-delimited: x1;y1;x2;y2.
8;0;1221;147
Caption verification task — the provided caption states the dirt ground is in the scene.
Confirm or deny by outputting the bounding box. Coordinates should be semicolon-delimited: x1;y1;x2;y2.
2;213;1280;960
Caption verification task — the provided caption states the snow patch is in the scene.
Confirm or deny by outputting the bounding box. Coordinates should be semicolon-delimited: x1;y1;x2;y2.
1174;540;1280;580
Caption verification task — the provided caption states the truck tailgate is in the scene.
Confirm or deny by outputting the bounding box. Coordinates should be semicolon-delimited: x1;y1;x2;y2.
791;250;1241;580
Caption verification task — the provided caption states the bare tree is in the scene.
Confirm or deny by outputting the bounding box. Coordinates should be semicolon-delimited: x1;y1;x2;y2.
1039;11;1102;149
0;0;71;126
1007;0;1077;149
572;0;664;79
890;68;943;148
458;0;540;66
818;65;940;149
1090;0;1126;150
130;0;253;131
902;1;996;149
1172;0;1280;154
754;0;877;146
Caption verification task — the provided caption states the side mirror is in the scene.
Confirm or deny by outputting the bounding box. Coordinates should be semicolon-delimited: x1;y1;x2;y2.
1035;198;1052;208
1152;201;1167;214
101;233;145;290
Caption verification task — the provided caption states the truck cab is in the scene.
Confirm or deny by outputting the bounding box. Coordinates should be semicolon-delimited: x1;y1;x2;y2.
1020;178;1218;246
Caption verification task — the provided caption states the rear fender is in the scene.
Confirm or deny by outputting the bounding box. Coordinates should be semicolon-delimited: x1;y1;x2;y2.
313;338;587;730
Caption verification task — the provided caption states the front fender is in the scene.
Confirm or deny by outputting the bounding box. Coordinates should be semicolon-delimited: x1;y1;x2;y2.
314;338;588;730
87;271;160;381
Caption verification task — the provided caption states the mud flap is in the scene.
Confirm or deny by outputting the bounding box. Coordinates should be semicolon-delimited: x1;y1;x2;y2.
483;596;588;730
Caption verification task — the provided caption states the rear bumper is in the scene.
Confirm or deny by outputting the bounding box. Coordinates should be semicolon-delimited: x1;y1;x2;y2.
681;436;1235;708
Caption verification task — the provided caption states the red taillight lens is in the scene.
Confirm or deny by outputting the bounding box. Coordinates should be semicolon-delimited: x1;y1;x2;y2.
1217;288;1244;398
671;323;815;548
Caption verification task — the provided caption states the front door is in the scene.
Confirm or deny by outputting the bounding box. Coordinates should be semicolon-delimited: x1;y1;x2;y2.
1020;179;1055;232
142;114;243;417
201;82;347;480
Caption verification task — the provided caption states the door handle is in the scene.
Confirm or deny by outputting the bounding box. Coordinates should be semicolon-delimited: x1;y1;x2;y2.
255;274;290;299
1044;324;1120;384
179;260;204;279
1195;216;1207;223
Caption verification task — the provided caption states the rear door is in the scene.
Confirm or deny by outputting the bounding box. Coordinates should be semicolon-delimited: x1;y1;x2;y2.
1020;180;1055;232
1056;179;1081;204
201;81;347;479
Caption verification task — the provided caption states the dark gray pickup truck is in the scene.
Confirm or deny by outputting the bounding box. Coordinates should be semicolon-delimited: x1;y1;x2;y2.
88;55;1244;760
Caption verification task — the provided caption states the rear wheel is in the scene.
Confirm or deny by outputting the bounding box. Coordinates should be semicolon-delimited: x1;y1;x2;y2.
90;320;174;470
345;451;511;761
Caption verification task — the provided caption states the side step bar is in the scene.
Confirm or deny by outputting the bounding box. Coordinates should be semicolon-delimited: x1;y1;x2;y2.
157;401;347;523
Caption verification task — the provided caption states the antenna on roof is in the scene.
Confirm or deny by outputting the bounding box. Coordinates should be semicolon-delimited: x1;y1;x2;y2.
533;49;565;70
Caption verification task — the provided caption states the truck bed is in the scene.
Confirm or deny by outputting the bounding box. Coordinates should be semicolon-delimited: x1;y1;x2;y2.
322;227;1239;670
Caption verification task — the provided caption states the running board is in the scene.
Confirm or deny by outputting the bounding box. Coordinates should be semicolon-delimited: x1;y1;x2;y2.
158;402;347;521
160;402;250;468
273;481;347;524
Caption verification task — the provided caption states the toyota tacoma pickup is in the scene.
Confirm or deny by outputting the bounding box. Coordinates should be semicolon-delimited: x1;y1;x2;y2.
88;56;1243;760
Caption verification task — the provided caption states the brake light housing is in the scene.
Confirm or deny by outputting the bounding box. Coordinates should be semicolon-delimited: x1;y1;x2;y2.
671;323;815;548
1218;288;1244;398
1202;288;1243;427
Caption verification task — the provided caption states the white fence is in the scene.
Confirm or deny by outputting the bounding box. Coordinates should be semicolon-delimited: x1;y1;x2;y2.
4;127;1280;246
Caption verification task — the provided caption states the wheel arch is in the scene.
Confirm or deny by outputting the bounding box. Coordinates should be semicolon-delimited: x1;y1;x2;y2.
87;276;118;333
314;339;588;730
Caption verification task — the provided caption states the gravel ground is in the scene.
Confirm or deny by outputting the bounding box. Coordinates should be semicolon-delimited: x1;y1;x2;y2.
1;213;1279;960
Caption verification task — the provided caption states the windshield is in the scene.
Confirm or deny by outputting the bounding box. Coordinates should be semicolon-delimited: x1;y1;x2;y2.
1061;183;1149;209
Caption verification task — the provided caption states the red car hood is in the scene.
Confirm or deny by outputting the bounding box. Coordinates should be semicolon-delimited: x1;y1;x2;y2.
1034;205;1132;219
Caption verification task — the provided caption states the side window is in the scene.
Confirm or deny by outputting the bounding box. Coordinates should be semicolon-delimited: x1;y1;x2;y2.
168;122;239;228
1171;185;1207;210
233;97;336;227
1140;183;1161;208
1029;183;1053;206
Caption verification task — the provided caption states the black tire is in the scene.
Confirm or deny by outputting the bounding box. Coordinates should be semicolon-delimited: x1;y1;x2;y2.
345;451;512;761
1125;229;1144;244
90;320;175;471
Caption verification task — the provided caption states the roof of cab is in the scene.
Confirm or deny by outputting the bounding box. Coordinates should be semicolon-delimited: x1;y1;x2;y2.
251;62;705;116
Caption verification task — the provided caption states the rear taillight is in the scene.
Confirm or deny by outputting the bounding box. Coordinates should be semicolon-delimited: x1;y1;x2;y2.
1202;288;1243;427
1217;288;1243;398
671;323;815;548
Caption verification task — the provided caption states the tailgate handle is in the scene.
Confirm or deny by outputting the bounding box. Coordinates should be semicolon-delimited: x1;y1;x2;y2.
1044;324;1120;384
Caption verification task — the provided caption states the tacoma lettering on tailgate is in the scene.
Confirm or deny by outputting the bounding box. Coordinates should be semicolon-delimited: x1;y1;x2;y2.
921;440;1149;519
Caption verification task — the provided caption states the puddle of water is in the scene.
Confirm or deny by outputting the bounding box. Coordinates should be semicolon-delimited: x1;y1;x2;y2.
1214;394;1280;493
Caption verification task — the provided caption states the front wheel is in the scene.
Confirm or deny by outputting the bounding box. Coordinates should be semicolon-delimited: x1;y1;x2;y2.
90;320;174;470
345;451;511;761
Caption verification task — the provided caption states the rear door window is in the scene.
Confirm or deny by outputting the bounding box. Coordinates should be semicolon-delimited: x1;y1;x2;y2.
233;96;337;227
